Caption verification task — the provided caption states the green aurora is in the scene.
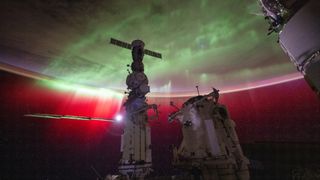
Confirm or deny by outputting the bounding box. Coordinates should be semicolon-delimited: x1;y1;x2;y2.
0;0;299;96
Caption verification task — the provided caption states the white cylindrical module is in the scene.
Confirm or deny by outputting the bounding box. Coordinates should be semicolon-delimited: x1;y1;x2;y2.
171;94;250;180
118;113;152;178
204;119;221;156
279;0;320;94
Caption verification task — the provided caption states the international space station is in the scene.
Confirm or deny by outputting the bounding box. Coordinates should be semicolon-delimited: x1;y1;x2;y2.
26;37;250;180
24;0;320;179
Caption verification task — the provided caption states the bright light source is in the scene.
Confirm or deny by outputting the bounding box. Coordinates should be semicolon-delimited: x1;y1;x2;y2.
115;114;123;122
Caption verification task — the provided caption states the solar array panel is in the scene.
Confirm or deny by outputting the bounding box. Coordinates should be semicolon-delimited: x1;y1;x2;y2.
144;49;162;59
25;113;115;122
110;38;131;50
110;38;162;59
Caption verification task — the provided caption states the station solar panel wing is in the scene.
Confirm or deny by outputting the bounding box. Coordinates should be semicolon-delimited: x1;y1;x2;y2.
110;38;131;50
25;113;115;122
144;49;162;59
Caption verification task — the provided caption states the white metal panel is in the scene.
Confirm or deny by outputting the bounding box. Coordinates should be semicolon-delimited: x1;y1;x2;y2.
204;119;221;155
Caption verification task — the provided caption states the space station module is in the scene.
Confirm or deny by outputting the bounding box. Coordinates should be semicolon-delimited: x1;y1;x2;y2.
115;39;159;180
169;89;250;180
260;0;320;96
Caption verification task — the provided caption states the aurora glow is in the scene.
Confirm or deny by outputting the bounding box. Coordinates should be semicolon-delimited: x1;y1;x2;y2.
0;0;298;96
39;79;123;98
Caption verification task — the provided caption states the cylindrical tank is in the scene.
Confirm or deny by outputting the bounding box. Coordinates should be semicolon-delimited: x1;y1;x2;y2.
279;0;320;95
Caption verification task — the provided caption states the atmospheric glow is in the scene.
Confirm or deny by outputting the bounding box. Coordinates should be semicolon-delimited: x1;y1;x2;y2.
0;62;304;97
148;73;303;97
40;79;124;99
0;0;299;97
